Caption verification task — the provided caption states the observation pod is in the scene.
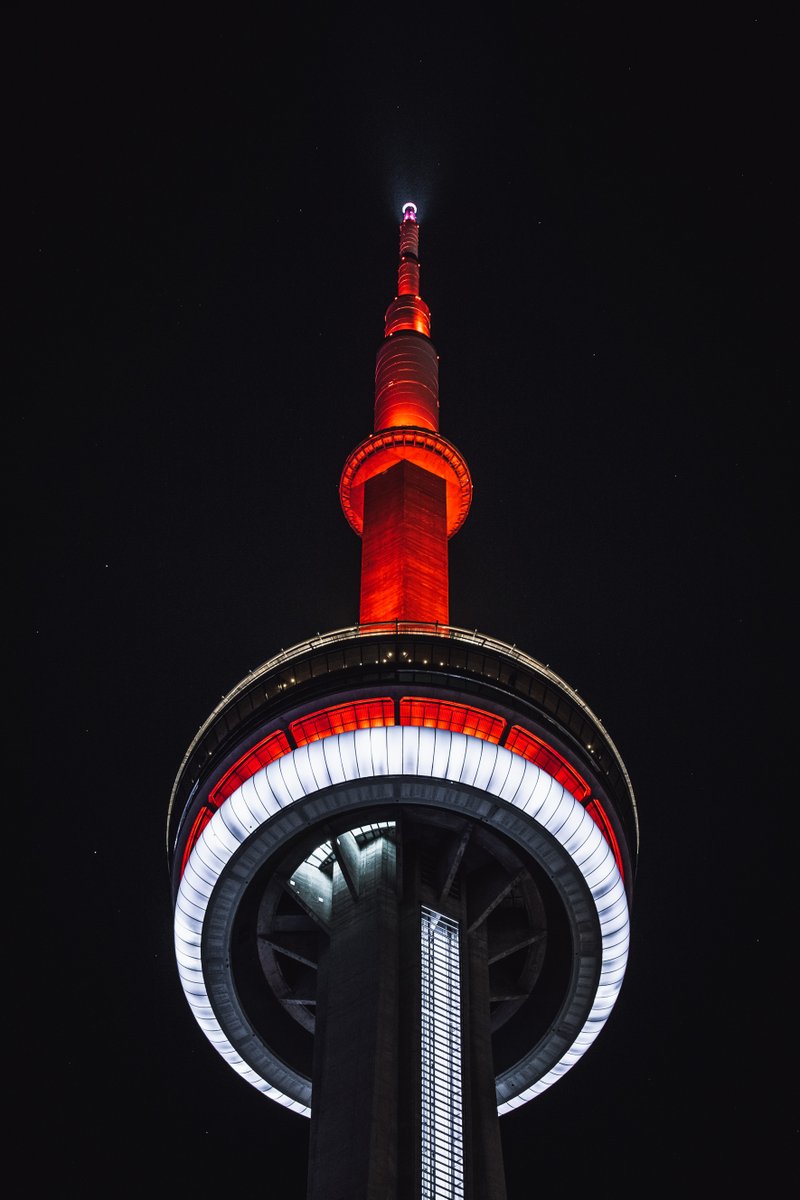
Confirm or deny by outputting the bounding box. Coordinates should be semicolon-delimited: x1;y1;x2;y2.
168;207;638;1200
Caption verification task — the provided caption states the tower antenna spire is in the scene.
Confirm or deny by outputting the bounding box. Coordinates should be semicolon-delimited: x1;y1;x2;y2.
339;201;472;625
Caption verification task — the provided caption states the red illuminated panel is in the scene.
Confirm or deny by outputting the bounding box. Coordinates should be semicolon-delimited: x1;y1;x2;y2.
208;729;293;809
400;697;506;742
504;726;591;802
180;730;292;879
290;698;395;746
586;799;625;882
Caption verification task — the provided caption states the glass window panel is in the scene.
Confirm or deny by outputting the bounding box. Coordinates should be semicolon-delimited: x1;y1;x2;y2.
420;906;464;1200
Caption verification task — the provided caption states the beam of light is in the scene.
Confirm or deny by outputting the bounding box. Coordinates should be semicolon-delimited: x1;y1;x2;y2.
421;907;464;1200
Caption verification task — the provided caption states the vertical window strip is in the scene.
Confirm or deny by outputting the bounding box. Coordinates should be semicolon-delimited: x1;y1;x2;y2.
420;907;464;1200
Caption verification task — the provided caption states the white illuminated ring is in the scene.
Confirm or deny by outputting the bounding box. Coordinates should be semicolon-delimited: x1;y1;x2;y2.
402;201;417;216
174;725;630;1117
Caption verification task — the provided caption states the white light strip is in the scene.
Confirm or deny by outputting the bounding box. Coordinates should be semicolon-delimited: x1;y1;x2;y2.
174;726;630;1117
421;908;464;1200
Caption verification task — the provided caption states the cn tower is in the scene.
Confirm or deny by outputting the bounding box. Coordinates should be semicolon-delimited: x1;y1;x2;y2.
167;203;638;1199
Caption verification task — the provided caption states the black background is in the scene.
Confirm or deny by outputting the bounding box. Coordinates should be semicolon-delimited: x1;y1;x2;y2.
18;3;793;1193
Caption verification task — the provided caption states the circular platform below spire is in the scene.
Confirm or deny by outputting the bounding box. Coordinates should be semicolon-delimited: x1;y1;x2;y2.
339;427;473;538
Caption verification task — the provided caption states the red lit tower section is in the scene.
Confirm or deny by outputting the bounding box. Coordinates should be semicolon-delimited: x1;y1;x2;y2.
340;203;472;625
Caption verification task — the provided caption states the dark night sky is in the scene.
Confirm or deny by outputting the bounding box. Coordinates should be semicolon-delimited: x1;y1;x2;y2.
18;4;794;1193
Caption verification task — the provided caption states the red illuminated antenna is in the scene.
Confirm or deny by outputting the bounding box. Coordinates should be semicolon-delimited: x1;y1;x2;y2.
339;204;473;625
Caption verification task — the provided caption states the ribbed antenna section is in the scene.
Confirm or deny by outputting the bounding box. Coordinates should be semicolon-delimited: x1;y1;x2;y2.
377;203;437;428
374;338;439;432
